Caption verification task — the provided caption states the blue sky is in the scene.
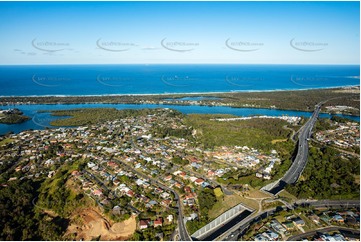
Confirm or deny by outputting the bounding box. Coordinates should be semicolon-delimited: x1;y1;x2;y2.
0;1;359;65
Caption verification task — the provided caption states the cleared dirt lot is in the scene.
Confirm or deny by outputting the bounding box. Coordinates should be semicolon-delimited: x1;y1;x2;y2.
65;207;136;241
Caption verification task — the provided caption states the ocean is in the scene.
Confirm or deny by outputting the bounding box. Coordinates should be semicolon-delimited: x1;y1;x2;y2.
0;64;359;96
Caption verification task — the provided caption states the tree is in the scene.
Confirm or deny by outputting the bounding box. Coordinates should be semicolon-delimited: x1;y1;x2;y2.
287;145;359;199
198;188;217;218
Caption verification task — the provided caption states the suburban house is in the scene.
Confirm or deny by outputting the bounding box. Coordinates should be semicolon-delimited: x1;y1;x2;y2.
333;214;345;223
154;218;163;227
194;178;204;186
139;219;150;230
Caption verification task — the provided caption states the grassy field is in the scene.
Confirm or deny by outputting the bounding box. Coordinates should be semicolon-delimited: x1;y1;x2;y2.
209;194;249;219
235;192;261;210
246;187;272;199
262;201;284;210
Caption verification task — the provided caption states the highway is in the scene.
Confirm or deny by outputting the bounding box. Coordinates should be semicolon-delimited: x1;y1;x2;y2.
282;102;322;184
295;199;361;208
267;102;323;194
114;158;192;241
199;210;253;241
218;98;359;240
220;207;280;241
219;199;360;241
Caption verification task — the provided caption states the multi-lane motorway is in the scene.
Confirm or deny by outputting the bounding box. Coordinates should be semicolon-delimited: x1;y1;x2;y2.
282;102;322;184
296;199;361;208
221;100;360;240
267;102;323;194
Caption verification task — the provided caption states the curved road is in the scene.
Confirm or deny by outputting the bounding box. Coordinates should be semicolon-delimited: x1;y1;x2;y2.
270;96;356;191
266;102;323;194
282;102;322;184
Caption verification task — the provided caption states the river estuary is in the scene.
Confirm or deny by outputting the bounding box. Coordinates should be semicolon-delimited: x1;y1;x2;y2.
0;103;359;135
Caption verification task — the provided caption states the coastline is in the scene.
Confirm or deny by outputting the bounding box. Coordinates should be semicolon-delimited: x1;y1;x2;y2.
0;86;359;118
0;85;359;98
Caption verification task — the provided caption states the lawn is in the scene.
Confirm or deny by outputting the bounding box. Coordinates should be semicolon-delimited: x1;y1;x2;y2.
246;187;272;199
209;194;246;219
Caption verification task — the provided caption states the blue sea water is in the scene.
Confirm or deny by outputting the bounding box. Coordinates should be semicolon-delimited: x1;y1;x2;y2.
0;64;359;96
0;64;359;134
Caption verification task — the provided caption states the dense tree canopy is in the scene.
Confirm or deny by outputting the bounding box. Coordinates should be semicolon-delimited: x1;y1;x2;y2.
286;145;360;199
0;179;66;240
